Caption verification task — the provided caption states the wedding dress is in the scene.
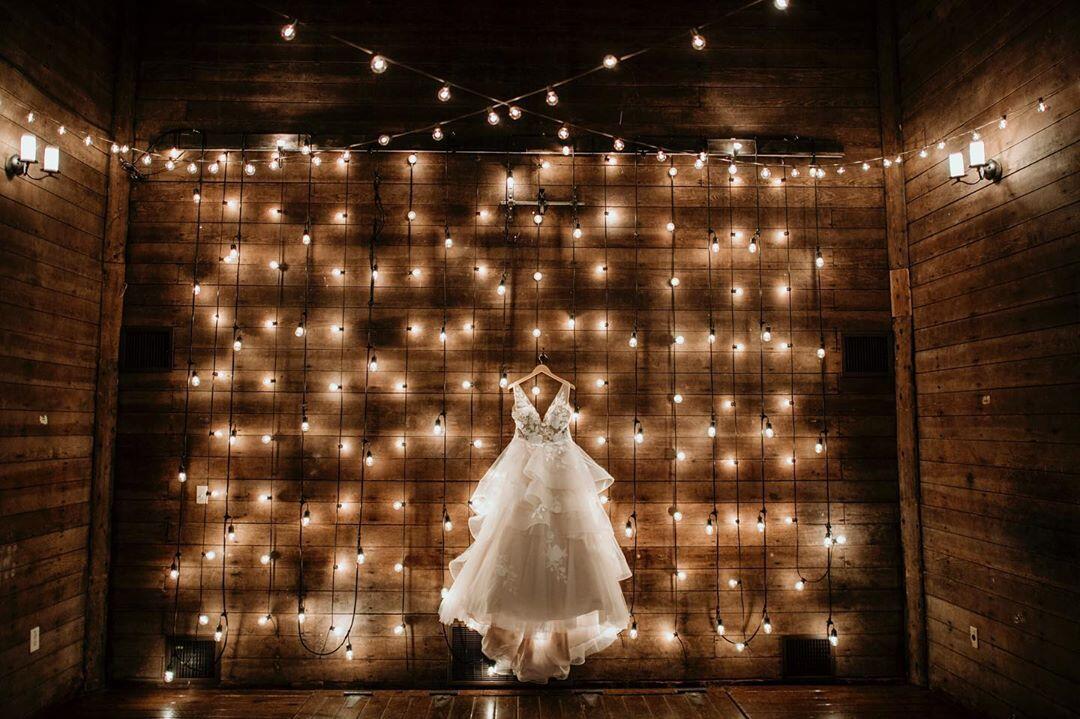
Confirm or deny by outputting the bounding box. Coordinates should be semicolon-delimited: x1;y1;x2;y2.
438;382;631;683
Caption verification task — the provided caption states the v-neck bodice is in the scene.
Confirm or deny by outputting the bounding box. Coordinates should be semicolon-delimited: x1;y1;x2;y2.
511;383;573;444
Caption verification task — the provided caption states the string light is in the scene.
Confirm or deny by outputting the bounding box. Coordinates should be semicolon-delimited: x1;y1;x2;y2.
545;88;559;106
691;29;707;50
370;55;388;73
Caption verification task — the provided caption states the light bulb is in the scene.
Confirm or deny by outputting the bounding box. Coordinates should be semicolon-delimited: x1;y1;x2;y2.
295;323;305;337
567;316;576;329
499;372;508;388
674;334;685;345
345;644;354;661
370;54;388;73
497;278;506;295
199;613;209;625
365;450;374;467
190;371;201;387
443;511;453;532
708;420;717;438
378;134;391;146
508;105;523;120
1037;97;1046;112
227;523;237;541
673;393;683;404
178;465;187;483
672;509;683;522
261;434;272;444
406;210;416;221
531;385;540;396
433;416;443;435
764;420;774;438
628;332;638;348
545;88;559;106
669;276;680;287
356;549;365;564
473;438;483;448
716;618;725;635
817;343;826;359
624;520;634;537
205;550;216;560
815;247;824;268
728;577;739;588
169;559;179;579
762;325;772;342
260;553;270;565
602;53;618;69
815;436;825;454
439;328;447;343
533;212;543;225
301;417;310;432
558;125;571;140
393;562;403;573
407;153;418;166
297;609;306;625
595;378;606;388
675;569;687;581
668;166;678;177
705;517;715;535
691;29;706;50
629;621;638;639
756;512;765;532
394;622;406;635
487;108;500;125
532;327;541;338
596;436;606;446
462;379;472;389
432;126;444;141
533;270;542;281
192;280;202;295
748;237;758;254
666;221;675;232
164;664;175;683
369;355;378;372
676;450;686;461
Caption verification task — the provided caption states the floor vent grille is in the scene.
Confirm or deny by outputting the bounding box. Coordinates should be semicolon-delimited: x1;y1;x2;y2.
166;636;216;679
782;636;834;679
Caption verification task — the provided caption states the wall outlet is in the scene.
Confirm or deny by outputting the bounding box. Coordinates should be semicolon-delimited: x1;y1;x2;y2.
969;625;979;648
30;626;40;653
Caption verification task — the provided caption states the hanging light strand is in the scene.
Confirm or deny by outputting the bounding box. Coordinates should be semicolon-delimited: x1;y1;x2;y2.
627;156;641;624
704;161;722;623
667;158;685;653
295;152;316;648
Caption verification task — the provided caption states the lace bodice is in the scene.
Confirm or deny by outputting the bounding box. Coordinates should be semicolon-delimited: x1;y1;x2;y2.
511;383;573;444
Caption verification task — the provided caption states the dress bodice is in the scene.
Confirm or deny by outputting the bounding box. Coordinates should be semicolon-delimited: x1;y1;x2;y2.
511;383;573;444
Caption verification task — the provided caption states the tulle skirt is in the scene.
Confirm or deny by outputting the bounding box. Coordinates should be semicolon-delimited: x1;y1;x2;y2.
439;434;631;683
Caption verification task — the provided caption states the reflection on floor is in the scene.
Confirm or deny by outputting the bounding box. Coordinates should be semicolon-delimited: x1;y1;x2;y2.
46;684;978;718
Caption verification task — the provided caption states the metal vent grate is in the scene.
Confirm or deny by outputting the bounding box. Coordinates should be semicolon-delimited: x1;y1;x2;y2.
120;327;173;371
448;625;501;683
782;637;834;679
166;636;216;679
842;334;890;376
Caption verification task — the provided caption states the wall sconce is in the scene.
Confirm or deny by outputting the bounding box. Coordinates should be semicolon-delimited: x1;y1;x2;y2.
948;139;1001;184
7;133;60;179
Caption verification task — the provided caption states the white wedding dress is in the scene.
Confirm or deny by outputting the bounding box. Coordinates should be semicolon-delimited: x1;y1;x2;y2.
439;382;631;683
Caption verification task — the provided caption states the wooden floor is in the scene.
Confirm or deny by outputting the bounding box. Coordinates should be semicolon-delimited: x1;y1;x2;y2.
45;685;978;718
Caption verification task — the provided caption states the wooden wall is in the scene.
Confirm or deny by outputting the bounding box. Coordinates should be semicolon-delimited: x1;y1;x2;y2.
109;0;906;685
0;1;118;715
895;0;1080;716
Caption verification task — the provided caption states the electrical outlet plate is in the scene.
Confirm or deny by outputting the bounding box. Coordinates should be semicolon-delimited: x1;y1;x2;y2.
969;625;979;648
197;485;209;505
30;626;40;653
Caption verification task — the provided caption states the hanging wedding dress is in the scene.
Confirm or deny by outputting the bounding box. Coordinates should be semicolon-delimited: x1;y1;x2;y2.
439;382;631;683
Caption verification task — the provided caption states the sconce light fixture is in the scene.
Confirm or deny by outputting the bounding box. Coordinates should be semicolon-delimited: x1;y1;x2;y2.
7;133;60;179
948;138;1001;184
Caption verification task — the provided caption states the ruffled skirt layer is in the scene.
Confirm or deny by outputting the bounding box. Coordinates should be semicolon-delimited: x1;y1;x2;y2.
439;435;631;683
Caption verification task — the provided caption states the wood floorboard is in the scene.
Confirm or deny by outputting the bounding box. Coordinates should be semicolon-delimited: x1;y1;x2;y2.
43;685;977;719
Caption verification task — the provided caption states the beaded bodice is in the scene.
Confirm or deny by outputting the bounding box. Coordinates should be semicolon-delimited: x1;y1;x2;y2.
511;383;573;444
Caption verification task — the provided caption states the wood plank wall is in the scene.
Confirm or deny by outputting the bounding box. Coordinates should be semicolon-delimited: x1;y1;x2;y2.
895;0;1080;716
110;0;906;685
0;1;118;716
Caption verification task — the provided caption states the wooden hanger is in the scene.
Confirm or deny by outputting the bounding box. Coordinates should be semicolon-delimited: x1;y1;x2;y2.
506;363;575;391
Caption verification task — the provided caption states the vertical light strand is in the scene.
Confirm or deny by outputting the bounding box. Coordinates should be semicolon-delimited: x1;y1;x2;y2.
295;151;315;646
439;152;451;600
171;142;204;635
601;158;611;466
704;161;722;636
724;169;748;650
328;151;352;648
569;153;579;426
812;170;839;646
626;156;641;637
532;161;542;386
262;146;288;627
753;155;772;641
219;146;245;654
467;162;480;501
496;155;513;453
400;157;415;640
666;157;683;652
199;150;228;646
